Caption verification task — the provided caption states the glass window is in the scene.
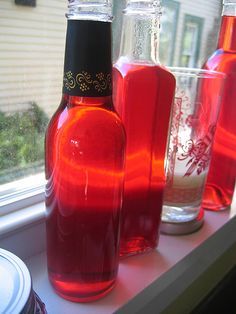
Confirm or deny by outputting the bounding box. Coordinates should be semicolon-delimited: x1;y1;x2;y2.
0;0;66;213
0;0;222;215
112;0;126;61
160;0;180;66
180;15;204;67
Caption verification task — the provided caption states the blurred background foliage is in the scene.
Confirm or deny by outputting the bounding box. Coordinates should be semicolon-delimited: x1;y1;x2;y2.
0;103;48;183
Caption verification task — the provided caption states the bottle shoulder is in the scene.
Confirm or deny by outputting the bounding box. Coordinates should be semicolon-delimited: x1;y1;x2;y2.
113;60;175;83
205;49;236;71
47;103;125;139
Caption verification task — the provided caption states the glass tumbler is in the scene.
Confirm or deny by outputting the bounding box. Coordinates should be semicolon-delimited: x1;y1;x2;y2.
161;67;225;235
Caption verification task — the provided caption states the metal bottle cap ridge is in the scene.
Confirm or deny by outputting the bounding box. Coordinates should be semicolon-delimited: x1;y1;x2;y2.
0;248;34;314
223;0;236;4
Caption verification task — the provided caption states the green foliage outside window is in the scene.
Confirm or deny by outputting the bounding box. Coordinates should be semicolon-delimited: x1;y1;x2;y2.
0;103;49;184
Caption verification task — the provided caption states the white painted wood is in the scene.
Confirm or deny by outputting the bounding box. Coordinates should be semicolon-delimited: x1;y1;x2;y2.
171;0;222;67
0;0;66;116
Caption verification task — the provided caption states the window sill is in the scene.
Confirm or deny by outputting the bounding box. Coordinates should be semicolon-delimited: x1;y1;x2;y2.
0;173;45;216
1;197;236;313
0;202;45;237
0;202;46;260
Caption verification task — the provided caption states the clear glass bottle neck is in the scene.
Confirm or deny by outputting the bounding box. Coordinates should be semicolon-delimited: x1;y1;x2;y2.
222;2;236;16
118;4;161;64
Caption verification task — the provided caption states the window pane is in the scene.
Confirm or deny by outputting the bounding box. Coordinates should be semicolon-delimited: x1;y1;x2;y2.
160;0;180;66
0;1;66;192
180;15;204;67
0;0;222;210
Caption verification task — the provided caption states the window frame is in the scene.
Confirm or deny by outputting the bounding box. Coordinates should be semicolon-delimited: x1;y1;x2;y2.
0;1;220;227
0;174;45;217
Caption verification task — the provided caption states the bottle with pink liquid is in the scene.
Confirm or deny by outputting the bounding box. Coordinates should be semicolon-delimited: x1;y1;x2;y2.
113;0;175;256
203;0;236;211
45;0;126;302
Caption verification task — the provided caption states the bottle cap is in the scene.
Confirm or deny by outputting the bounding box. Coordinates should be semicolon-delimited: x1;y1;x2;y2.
223;0;236;4
69;0;112;6
67;0;113;22
128;0;160;3
125;0;162;15
0;248;46;313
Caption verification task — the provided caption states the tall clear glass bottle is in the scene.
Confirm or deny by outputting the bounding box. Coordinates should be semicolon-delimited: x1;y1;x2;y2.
203;0;236;211
113;0;175;256
45;0;126;302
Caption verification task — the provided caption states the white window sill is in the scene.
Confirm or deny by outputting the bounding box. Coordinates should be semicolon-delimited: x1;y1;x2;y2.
0;202;45;237
1;196;236;313
0;202;46;260
0;173;45;216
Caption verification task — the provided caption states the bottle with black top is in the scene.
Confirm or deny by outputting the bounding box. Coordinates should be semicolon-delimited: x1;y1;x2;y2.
45;0;126;302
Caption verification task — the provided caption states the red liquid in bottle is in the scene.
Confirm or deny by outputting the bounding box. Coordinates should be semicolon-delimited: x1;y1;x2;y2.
45;95;125;302
113;62;175;256
203;16;236;210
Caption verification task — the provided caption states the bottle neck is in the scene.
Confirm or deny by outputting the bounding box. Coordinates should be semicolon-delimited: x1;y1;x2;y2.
63;94;113;108
118;3;161;64
222;2;236;16
218;3;236;51
63;1;112;97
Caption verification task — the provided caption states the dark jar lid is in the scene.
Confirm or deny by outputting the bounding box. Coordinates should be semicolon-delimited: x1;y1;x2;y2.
0;248;46;314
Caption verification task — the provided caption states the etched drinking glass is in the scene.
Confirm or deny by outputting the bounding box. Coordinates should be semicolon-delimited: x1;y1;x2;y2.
161;67;225;235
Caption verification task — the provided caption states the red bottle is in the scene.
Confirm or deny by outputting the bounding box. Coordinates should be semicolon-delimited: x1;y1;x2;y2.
113;0;175;256
45;1;126;302
203;0;236;211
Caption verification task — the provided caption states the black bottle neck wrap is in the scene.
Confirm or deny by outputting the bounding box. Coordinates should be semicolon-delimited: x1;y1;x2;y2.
63;20;112;97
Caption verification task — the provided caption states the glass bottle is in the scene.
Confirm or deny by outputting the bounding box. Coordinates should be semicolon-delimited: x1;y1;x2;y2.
113;0;175;256
45;0;126;302
203;0;236;211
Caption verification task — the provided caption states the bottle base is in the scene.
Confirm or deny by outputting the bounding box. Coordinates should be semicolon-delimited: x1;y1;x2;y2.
48;273;116;303
203;184;231;211
162;203;201;223
119;237;158;257
160;207;204;236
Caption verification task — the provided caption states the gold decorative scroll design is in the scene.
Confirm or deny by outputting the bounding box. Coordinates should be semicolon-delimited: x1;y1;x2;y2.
64;71;112;93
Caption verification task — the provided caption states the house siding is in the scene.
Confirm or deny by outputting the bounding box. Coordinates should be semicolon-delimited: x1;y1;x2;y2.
172;0;222;67
0;0;66;116
0;0;222;116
